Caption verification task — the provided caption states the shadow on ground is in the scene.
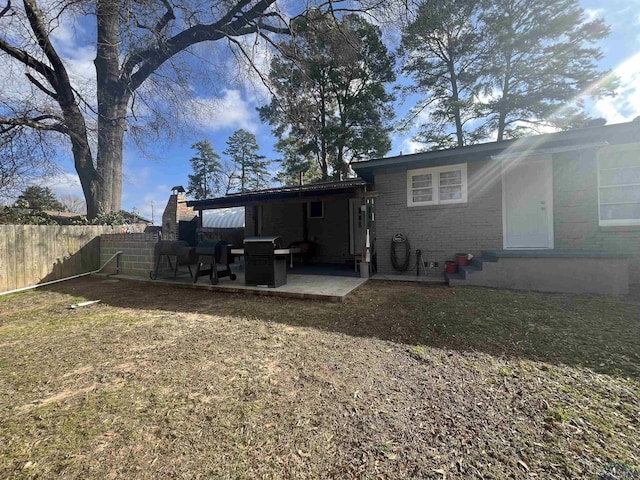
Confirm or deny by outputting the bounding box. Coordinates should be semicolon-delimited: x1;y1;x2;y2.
44;276;640;379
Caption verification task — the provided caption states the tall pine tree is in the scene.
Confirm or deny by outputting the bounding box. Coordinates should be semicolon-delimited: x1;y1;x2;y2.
400;0;617;147
400;0;487;149
480;0;617;140
272;137;321;186
187;140;222;200
259;11;395;180
224;130;269;193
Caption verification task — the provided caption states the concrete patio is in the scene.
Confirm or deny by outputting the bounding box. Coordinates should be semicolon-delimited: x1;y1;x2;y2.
96;268;367;302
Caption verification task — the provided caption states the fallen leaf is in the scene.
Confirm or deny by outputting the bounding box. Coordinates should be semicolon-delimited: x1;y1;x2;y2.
518;460;530;472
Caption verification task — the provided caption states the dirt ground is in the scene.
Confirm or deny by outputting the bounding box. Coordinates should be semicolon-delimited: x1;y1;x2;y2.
1;277;639;479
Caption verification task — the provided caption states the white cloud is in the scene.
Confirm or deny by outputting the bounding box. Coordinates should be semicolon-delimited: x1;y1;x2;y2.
42;172;84;198
584;8;605;22
186;89;258;132
398;138;424;154
593;51;640;123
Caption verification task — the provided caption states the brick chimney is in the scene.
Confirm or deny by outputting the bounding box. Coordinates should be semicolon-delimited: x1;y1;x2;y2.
162;186;195;238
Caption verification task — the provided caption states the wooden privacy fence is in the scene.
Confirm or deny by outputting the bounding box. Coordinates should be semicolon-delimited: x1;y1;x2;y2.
0;225;138;293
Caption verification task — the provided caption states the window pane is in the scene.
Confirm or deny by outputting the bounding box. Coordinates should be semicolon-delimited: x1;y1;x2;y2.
600;185;640;204
413;188;433;203
440;170;462;186
600;166;640;187
412;174;432;189
308;201;323;218
440;185;462;201
600;202;640;221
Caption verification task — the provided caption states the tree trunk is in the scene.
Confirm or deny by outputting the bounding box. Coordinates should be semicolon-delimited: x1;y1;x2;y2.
96;101;128;212
496;46;513;142
94;0;127;214
319;83;329;180
448;61;465;147
69;115;101;218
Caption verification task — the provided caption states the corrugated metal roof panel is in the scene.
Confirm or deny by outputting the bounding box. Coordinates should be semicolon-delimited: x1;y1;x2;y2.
202;207;245;229
187;178;370;210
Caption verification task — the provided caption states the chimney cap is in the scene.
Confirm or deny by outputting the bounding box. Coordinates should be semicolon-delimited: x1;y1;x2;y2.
171;185;186;194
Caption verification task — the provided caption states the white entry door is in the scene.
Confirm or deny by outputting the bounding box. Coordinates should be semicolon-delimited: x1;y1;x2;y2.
349;198;366;255
503;157;554;249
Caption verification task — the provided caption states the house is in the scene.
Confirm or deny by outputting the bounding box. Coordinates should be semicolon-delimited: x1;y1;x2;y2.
352;120;640;295
186;120;640;295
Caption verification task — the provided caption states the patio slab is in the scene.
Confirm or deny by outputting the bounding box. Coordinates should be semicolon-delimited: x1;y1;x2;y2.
95;270;367;302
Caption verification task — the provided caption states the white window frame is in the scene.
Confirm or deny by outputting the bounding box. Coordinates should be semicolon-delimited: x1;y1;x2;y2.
407;163;468;207
597;144;640;227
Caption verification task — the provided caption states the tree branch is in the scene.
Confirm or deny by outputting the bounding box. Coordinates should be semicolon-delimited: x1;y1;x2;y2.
134;0;175;38
0;0;11;18
25;73;59;100
124;0;283;91
23;0;70;91
0;115;67;133
0;37;57;86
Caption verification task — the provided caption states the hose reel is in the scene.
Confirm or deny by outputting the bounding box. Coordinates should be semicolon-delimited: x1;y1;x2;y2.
390;233;411;271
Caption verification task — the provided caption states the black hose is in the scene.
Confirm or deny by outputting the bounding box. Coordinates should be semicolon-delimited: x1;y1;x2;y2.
390;234;411;271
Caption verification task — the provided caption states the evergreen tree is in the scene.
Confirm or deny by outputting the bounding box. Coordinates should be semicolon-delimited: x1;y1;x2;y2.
187;140;222;200
14;186;65;211
399;0;617;147
400;0;487;149
272;137;321;186
259;11;395;180
223;130;269;193
480;0;617;140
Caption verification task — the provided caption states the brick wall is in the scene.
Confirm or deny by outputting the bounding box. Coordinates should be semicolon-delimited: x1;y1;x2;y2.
374;159;503;276
259;202;304;246
553;149;640;286
306;198;351;264
100;233;177;278
162;193;195;237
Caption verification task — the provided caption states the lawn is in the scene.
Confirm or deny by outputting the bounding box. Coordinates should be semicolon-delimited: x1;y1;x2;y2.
0;277;639;479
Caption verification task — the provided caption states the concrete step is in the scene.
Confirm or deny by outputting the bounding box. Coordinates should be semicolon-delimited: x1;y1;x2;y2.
446;255;498;286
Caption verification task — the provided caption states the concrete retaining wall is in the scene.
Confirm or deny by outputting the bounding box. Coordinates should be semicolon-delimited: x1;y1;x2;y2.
456;255;628;295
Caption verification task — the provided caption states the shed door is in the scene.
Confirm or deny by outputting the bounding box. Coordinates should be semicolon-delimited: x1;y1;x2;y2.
503;157;554;249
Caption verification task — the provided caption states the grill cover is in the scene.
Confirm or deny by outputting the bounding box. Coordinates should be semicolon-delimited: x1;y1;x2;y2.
244;236;284;255
196;240;229;263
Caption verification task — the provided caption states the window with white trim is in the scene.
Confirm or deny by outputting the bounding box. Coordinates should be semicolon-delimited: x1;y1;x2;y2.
598;144;640;226
407;163;467;207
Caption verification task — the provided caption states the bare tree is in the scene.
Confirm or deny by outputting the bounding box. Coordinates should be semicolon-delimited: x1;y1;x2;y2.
0;127;60;202
0;0;390;218
58;194;86;213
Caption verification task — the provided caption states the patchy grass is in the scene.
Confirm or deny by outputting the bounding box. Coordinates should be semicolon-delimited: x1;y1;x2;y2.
0;277;638;479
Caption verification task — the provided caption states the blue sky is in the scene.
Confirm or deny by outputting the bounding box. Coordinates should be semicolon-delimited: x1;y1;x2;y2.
32;0;640;222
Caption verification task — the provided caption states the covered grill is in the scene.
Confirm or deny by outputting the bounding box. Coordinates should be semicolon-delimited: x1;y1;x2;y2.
243;236;287;288
149;240;196;280
193;240;236;285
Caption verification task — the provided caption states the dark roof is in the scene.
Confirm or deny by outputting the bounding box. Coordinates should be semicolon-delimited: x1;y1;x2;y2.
187;179;369;210
352;120;640;182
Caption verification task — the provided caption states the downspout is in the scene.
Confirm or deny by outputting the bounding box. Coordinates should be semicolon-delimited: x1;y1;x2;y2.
0;250;124;297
